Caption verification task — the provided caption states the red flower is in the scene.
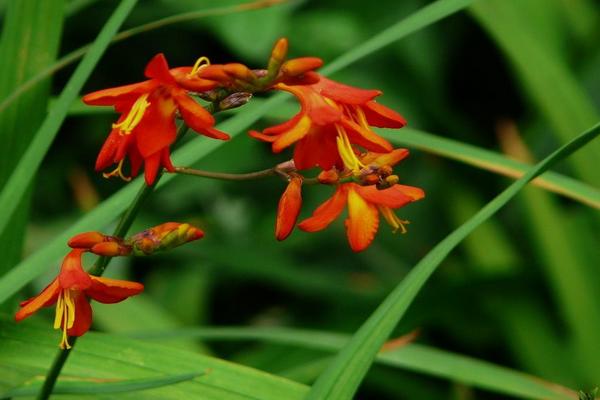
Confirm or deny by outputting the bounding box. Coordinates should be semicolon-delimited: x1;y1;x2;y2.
83;53;229;185
275;175;303;241
298;182;424;252
15;249;143;349
249;76;406;171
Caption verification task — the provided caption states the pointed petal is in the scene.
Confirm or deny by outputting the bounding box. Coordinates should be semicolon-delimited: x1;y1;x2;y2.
298;185;348;232
173;91;230;140
363;101;407;128
354;184;424;208
95;128;124;171
264;112;303;135
249;130;278;143
15;279;60;321
361;148;409;167
293;127;340;170
342;119;392;153
134;93;177;157
345;187;379;252
58;249;93;290
160;148;175;173
276;84;340;126
276;176;303;241
272;115;312;153
142;151;161;186
171;67;218;92
83;80;157;106
319;77;380;104
67;293;92;337
87;276;144;304
144;53;176;85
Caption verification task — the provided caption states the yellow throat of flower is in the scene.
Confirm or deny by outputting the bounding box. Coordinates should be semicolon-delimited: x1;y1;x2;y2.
188;56;211;77
336;125;365;175
54;289;76;350
379;206;409;234
112;93;150;135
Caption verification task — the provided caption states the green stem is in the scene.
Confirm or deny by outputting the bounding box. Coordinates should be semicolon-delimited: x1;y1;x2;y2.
36;125;189;400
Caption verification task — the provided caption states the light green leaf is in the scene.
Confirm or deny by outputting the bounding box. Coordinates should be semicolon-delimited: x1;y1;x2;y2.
305;123;600;400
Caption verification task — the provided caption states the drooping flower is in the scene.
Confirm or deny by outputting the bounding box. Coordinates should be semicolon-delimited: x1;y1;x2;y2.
298;182;424;252
15;249;143;349
249;76;406;171
83;53;230;185
275;175;303;241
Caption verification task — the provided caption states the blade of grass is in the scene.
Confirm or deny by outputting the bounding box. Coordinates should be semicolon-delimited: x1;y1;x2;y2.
0;0;138;238
305;123;600;400
0;0;472;304
3;372;203;397
471;1;600;185
386;128;600;209
129;326;576;400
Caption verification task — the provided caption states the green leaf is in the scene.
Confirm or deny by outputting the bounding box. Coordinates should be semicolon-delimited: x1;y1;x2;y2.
0;318;307;399
129;326;576;400
3;372;203;397
0;0;471;304
0;0;138;239
471;1;600;185
385;128;600;209
305;123;600;400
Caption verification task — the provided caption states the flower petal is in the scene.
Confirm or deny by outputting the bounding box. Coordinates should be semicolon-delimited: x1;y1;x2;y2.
67;293;92;337
170;67;218;92
318;77;380;104
87;276;144;304
276;176;303;241
58;249;93;291
345;187;379;252
15;279;60;321
173;91;230;140
142;151;161;186
134;92;177;158
361;148;409;167
293;127;340;170
363;101;407;128
95;127;125;171
354;184;424;208
83;80;157;106
144;53;176;85
272;115;312;153
342;118;392;153
298;185;348;232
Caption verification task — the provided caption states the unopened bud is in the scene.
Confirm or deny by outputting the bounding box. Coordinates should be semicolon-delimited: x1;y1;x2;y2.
318;169;339;184
281;57;323;77
362;174;379;185
127;222;204;256
91;241;132;257
377;165;393;177
268;38;288;75
68;231;106;249
219;92;252;111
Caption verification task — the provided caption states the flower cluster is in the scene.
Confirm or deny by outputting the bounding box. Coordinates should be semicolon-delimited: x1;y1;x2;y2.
17;38;424;347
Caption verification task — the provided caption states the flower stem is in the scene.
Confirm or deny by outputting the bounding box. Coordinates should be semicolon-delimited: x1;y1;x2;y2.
35;125;189;400
174;166;284;181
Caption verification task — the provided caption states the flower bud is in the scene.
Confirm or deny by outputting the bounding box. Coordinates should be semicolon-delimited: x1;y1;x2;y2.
281;57;323;77
219;92;252;111
68;231;106;249
268;38;288;75
317;169;339;184
90;241;132;257
127;222;204;256
275;176;302;241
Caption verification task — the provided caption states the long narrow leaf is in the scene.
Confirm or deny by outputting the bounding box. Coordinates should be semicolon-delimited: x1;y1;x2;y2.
0;0;138;238
305;124;600;400
3;372;203;397
129;326;575;400
0;0;472;304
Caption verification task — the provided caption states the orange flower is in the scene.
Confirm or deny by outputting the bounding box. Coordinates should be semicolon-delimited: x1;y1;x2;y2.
275;175;303;241
298;182;424;252
15;249;143;349
249;76;406;171
83;53;229;185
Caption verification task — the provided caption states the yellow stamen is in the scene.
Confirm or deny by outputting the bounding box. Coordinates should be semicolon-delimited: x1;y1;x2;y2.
112;93;150;135
54;290;76;350
102;159;131;182
354;106;371;130
188;56;211;77
379;206;409;234
336;125;365;174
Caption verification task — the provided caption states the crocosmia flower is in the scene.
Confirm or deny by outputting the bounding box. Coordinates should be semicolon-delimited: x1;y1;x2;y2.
15;249;143;349
83;53;230;185
249;76;406;171
275;175;303;241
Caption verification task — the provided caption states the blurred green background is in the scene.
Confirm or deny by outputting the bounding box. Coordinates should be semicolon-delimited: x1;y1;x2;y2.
2;0;600;398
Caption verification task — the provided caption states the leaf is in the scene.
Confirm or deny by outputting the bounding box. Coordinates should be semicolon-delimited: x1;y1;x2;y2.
129;326;576;400
471;1;600;185
0;0;472;304
3;372;203;397
0;318;307;400
305;123;600;400
0;0;138;239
